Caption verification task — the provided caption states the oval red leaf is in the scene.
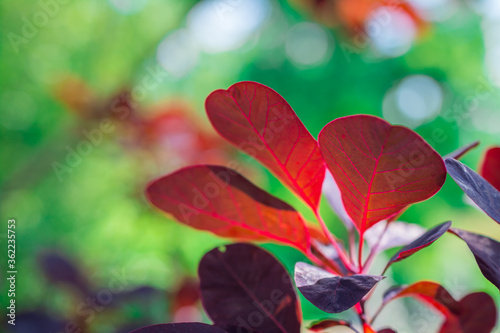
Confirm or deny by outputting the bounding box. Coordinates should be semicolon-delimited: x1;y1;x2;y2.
199;243;301;333
439;292;497;333
318;115;446;234
206;81;325;210
480;146;500;191
146;165;310;252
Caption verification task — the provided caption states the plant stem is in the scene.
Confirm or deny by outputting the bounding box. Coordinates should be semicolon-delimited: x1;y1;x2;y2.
362;221;390;274
307;244;344;275
369;302;385;325
358;234;364;273
348;228;357;263
314;211;356;273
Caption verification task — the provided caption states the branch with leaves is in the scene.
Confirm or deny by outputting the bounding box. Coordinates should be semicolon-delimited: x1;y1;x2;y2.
136;82;499;333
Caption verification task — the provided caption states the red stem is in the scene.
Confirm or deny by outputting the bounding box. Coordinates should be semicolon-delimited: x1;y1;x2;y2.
358;233;364;273
314;210;356;273
362;221;390;273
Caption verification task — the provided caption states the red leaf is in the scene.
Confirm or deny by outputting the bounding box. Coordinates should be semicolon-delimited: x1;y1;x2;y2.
146;165;310;252
439;292;497;333
382;282;498;333
307;319;351;331
206;81;326;210
480;146;500;191
382;282;459;317
318;115;446;234
362;323;377;333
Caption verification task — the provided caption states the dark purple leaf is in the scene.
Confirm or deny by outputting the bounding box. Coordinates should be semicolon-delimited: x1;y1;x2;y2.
130;323;227;333
37;251;90;296
294;262;383;313
11;311;65;333
449;228;500;291
385;221;451;271
378;329;397;333
445;157;500;224
444;141;479;160
199;243;300;333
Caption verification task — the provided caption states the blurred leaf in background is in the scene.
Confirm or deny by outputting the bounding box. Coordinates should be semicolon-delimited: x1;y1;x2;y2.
1;0;499;332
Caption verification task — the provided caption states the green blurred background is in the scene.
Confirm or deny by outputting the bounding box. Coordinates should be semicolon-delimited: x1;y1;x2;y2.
1;0;500;332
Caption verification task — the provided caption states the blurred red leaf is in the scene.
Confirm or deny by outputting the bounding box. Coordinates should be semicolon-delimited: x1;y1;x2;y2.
318;115;446;234
146;165;310;252
439;292;497;333
140;105;231;168
382;282;459;317
171;277;201;323
307;318;351;331
382;282;497;333
288;0;425;33
480;146;500;191
206;81;325;211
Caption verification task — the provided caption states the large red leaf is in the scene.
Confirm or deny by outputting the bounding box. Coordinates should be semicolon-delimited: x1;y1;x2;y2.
318;115;446;234
146;165;310;252
480;146;500;191
206;81;325;210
